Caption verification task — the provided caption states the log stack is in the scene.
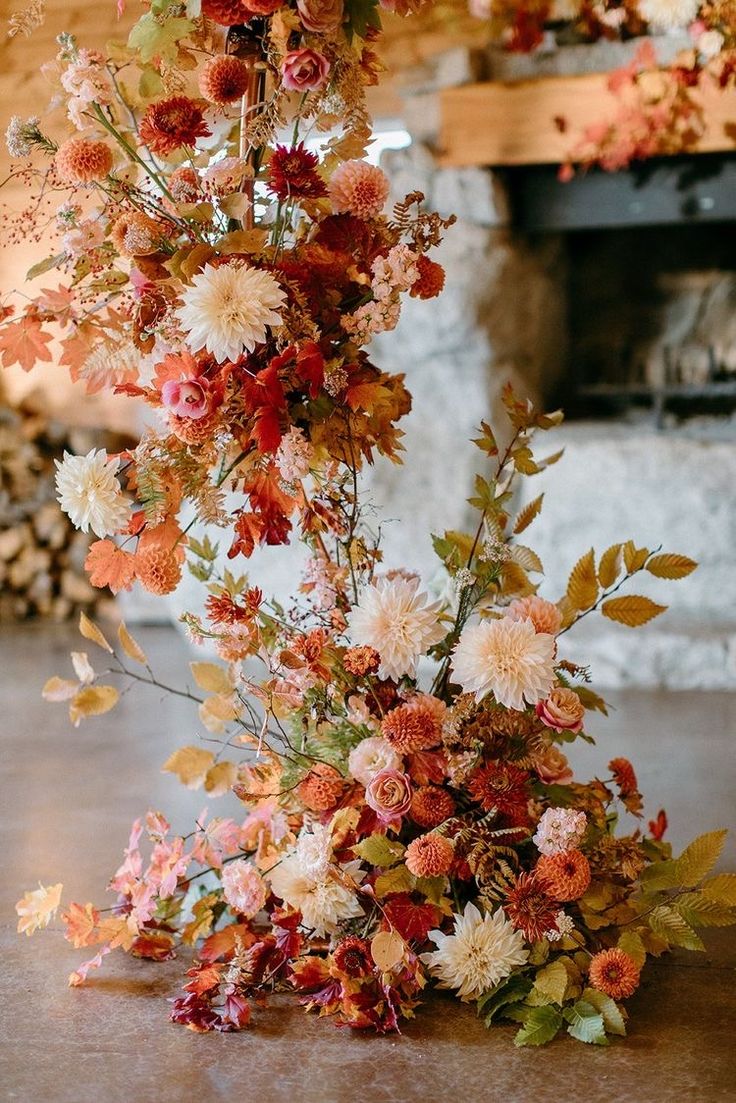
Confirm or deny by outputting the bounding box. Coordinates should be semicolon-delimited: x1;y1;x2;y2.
0;390;127;622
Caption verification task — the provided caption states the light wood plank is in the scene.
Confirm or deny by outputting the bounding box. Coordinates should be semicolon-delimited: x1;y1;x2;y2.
439;74;736;166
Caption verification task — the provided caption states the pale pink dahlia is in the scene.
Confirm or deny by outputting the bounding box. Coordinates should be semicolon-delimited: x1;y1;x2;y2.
328;160;390;220
222;859;267;918
450;617;556;711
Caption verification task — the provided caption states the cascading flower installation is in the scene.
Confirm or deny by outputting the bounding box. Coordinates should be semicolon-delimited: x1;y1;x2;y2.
6;0;736;1046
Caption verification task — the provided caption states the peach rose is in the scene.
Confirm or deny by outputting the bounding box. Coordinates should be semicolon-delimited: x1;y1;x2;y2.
533;744;574;785
161;377;212;420
365;768;412;825
507;595;562;636
296;0;344;33
281;48;331;92
536;687;585;733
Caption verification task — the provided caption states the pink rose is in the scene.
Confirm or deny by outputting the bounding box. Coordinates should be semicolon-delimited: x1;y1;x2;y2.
161;377;212;420
296;0;344;33
281;48;330;92
533;745;574;786
536;687;585;733
365;768;413;825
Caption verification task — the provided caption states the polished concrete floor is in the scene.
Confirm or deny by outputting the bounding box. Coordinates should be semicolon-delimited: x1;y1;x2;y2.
1;622;735;1103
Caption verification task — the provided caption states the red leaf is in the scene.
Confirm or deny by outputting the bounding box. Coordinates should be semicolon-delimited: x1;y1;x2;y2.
381;893;441;944
199;924;255;962
131;931;177;961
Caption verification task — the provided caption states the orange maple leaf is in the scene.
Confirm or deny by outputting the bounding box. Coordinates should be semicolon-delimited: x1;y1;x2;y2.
61;901;101;949
85;540;137;593
0;313;54;371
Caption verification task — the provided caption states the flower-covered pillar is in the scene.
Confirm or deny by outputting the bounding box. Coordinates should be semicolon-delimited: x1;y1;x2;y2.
366;48;567;582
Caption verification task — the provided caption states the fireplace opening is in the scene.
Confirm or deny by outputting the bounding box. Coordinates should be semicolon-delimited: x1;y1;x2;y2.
505;155;736;424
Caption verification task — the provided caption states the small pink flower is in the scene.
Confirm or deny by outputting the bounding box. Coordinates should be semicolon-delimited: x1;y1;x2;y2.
222;859;267;918
161;377;212;420
365;768;413;826
536;687;585;733
281;48;330;93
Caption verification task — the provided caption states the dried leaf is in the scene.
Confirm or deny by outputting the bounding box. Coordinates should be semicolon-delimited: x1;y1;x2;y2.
16;882;63;936
597;544;622;589
71;652;95;685
508;544;543;574
513;494;543;535
69;685;119;726
162;746;215;789
677;830;727;888
204;760;238;797
199;694;239;734
190;661;233;695
118;622;147;665
601;595;667;628
78;612;113;653
645;553;697;580
42;676;79;703
370;929;405;971
85;540;136;594
623;540;649;573
566;549;599;611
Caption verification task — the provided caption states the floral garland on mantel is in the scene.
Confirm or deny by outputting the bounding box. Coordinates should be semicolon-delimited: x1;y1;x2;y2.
6;0;736;1044
465;1;736;172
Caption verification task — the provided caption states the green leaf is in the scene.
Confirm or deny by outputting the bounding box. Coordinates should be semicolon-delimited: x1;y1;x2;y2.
477;973;532;1024
640;859;682;891
677;830;727;888
563;999;608;1045
344;0;381;40
648;904;705;951
127;14;193;64
513;1005;563;1047
702;873;736;906
352;834;405;868
675;891;736;928
374;864;414;898
617;930;646;968
414;875;449;906
530;960;569;1006
582;988;626;1036
26;254;65;281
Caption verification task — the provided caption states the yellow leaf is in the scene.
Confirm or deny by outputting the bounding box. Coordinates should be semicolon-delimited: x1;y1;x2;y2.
16;882;63;936
601;595;667;627
645;553;698;580
216;228;268;255
623;541;649;573
677;829;727;888
42;676;79;702
499;559;535;599
513;493;544;535
204;760;238;797
374;864;415;898
69;685;119;726
532;959;569;1005
617;930;646;968
162;745;215;789
370;930;405;972
190;661;233;695
567;549;599;611
118;622;147;665
79;611;112;653
199;693;239;733
598;544;622;589
702;873;736;906
508;544;543;574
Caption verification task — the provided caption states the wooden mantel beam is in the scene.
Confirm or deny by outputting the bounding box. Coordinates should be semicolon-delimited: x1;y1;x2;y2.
438;74;736;167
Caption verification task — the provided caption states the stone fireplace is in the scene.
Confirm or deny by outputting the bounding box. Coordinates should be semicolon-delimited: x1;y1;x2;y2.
366;41;736;689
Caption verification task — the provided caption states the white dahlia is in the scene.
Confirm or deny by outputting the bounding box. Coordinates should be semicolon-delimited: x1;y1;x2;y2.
450;616;555;710
54;448;130;537
637;0;700;29
346;576;445;682
177;262;286;364
421;902;529;1001
267;854;365;937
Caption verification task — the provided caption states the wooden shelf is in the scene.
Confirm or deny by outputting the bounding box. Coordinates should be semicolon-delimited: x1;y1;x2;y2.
438;74;736;167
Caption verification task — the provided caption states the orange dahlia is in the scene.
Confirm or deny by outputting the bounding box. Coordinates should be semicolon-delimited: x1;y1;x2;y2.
55;138;113;184
343;645;380;676
139;96;210;156
199;55;251;104
410;785;455;829
504;872;558;942
588;948;641;999
201;0;256;23
467;760;530;823
405;832;454;878
410;255;445;300
135;549;182;595
536;849;591;902
381;701;439;754
168;411;220;445
297;763;344;812
328;160;389;220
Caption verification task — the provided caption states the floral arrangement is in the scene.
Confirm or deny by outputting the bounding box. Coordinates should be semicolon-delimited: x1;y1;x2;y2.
7;0;736;1046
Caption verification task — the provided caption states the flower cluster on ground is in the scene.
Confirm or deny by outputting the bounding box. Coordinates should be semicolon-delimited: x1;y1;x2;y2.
6;0;736;1048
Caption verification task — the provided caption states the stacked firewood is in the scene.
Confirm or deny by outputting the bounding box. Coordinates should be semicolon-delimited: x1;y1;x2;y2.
0;393;128;622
